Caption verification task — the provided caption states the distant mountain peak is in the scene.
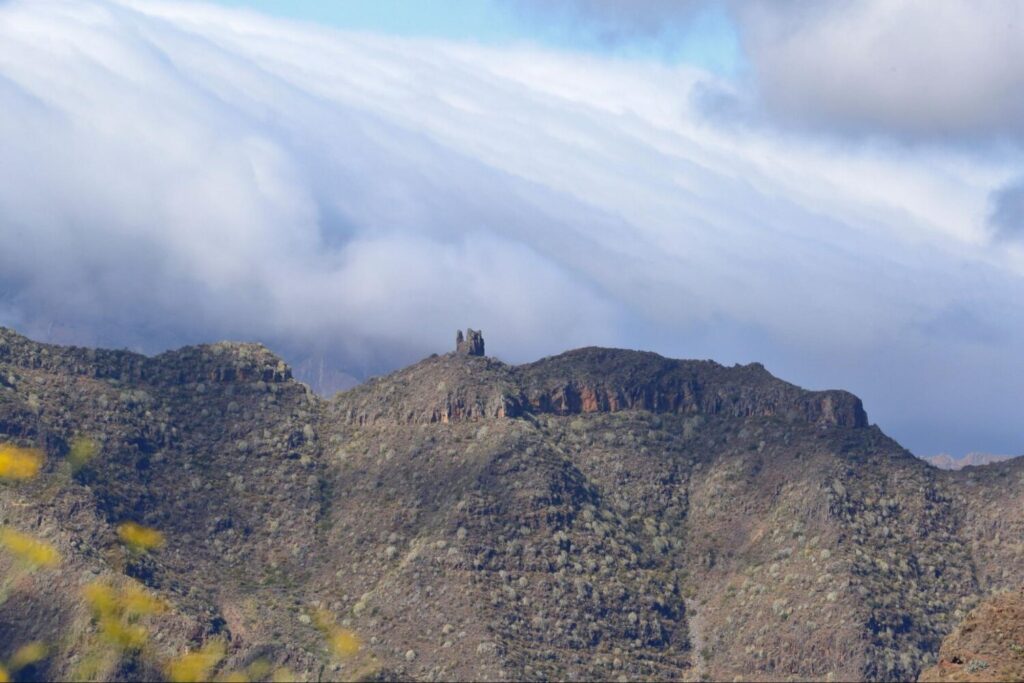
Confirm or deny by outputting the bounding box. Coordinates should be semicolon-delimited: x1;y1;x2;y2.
924;452;1018;470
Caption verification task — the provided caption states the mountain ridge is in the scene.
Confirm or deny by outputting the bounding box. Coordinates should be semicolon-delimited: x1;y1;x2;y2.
1;327;866;429
0;327;1021;682
334;343;867;429
925;452;1017;471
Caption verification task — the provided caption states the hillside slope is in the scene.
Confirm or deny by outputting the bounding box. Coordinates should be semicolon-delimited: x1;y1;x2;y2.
918;590;1024;682
0;327;1020;681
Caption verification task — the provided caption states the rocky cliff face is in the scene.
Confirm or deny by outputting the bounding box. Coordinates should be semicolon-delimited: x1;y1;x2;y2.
335;344;866;430
455;329;485;357
0;326;1019;682
918;590;1024;682
517;347;867;427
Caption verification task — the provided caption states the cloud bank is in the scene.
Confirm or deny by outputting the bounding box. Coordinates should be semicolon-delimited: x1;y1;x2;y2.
736;0;1024;142
526;0;1024;143
0;0;1021;456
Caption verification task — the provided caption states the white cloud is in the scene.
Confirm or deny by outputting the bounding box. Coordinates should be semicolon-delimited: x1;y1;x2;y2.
0;0;1021;456
526;0;1024;144
735;0;1024;142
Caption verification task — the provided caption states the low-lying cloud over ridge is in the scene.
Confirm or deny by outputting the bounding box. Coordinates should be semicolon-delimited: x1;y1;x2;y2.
0;0;1021;456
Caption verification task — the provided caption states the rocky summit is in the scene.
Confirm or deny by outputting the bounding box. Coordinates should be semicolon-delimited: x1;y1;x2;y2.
0;326;1021;682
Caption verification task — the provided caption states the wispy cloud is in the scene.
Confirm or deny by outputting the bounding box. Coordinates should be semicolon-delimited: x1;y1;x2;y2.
0;0;1021;456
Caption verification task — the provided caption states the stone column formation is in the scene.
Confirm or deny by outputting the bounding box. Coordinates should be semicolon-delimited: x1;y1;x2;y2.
455;329;485;356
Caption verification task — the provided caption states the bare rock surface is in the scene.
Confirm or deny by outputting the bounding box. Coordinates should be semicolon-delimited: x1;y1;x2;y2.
455;329;485;357
918;590;1024;682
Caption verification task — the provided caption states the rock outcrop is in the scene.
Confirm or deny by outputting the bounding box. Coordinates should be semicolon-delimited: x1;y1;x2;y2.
455;328;485;356
334;345;867;429
518;347;867;427
0;327;292;385
918;590;1024;682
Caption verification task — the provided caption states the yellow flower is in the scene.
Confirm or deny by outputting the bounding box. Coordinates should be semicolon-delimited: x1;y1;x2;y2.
120;583;167;617
327;627;361;658
0;444;43;479
165;641;225;683
311;608;361;659
271;667;297;683
68;437;98;472
0;528;60;568
10;641;48;670
83;581;118;617
99;619;148;651
0;663;9;683
244;659;271;680
82;579;163;652
116;522;165;552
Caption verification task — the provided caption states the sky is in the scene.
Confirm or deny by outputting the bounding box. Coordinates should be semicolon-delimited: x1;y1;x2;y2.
0;0;1021;458
198;0;743;73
